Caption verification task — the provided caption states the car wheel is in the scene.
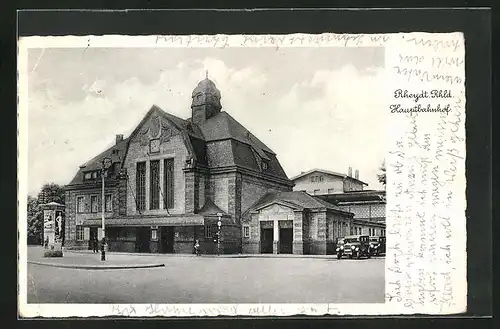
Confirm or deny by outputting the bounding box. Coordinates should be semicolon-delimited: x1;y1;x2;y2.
349;255;353;259
356;252;361;259
337;253;341;259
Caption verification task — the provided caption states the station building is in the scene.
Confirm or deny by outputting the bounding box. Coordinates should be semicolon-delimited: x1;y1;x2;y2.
291;168;386;237
64;77;354;254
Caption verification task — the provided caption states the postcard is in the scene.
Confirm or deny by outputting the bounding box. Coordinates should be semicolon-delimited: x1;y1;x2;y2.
18;32;466;317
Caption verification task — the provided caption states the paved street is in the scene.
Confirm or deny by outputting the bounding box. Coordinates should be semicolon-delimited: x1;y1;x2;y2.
26;247;385;304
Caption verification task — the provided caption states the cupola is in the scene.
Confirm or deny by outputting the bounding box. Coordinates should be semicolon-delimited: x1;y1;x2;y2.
191;71;222;125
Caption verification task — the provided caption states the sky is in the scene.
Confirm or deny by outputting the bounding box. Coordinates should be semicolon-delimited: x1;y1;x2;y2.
26;46;386;196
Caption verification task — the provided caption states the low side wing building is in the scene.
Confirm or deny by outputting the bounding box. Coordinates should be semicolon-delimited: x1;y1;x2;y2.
241;191;354;255
292;169;386;237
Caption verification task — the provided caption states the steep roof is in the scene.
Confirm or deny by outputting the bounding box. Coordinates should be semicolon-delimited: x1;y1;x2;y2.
290;168;368;186
67;85;291;187
200;111;275;156
68;137;129;186
198;199;228;216
250;191;350;214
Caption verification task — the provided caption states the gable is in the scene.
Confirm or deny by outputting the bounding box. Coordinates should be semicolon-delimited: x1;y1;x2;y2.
258;203;295;221
295;171;344;184
127;105;201;162
130;112;181;146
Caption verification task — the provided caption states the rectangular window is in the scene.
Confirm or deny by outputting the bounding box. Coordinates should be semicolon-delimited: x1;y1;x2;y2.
105;194;112;212
76;225;84;241
164;158;174;209
136;162;146;211
84;172;92;180
313;189;321;195
243;226;250;238
91;195;99;213
205;224;214;238
77;196;85;213
150;160;160;210
327;188;335;194
151;229;157;241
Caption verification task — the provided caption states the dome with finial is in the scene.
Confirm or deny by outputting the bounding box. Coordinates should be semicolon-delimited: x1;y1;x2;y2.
191;71;221;99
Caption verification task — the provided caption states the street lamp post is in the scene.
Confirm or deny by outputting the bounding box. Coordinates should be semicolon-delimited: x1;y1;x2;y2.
216;213;222;256
101;157;112;261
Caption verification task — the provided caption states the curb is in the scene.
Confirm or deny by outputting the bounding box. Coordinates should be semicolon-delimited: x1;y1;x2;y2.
28;261;165;270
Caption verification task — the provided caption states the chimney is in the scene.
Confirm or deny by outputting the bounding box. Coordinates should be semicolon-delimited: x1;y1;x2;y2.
355;169;359;180
116;134;124;145
348;166;352;177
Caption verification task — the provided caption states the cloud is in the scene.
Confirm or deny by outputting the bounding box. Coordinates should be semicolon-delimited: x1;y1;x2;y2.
26;51;386;195
271;64;386;189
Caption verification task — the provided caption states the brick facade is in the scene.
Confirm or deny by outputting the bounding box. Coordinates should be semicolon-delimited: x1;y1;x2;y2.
125;131;189;216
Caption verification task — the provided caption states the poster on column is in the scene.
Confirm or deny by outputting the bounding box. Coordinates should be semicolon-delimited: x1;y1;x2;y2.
16;9;490;320
43;209;55;244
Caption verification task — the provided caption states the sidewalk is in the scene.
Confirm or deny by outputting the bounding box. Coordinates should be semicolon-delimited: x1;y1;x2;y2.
27;246;165;270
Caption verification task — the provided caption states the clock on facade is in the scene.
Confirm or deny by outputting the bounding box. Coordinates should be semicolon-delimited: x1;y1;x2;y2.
150;139;160;153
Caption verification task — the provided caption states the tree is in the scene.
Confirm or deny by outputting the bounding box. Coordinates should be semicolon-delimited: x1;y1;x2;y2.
27;195;43;245
37;183;66;205
377;160;386;187
27;183;66;245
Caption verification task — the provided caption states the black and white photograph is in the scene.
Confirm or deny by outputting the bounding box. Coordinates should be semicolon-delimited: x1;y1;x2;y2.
18;30;468;317
24;43;387;305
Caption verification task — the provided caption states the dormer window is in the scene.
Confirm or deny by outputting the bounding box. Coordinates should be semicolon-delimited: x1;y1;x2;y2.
84;170;109;181
262;161;269;171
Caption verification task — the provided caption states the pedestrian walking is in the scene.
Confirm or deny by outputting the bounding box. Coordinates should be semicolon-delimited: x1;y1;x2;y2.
93;237;99;253
194;239;201;256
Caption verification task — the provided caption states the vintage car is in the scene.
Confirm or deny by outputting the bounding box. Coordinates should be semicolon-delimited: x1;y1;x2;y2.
369;236;387;255
369;236;383;256
335;238;346;259
339;235;371;259
378;236;386;254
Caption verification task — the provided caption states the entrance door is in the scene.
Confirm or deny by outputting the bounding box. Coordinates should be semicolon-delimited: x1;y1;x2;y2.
260;228;273;253
160;226;175;253
136;227;151;253
89;227;98;250
279;228;293;254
